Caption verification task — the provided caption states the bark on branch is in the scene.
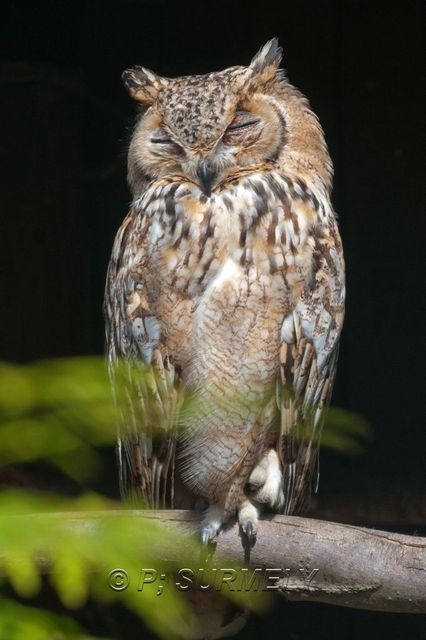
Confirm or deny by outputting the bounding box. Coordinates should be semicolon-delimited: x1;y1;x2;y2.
144;510;426;613
35;509;426;614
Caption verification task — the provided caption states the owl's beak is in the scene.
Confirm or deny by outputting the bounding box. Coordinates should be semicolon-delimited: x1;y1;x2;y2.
197;160;216;197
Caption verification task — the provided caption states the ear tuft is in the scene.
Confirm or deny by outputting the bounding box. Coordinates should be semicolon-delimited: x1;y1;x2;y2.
122;66;165;105
249;38;283;82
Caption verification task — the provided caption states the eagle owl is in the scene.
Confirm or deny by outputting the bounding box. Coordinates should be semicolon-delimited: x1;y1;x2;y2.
104;39;345;546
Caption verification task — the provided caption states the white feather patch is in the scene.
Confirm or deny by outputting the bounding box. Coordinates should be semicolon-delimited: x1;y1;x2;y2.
209;258;241;291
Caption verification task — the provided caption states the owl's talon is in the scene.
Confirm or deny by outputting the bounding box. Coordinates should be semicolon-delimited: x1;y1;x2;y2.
200;504;224;546
201;529;209;546
201;526;217;546
238;500;258;547
242;520;257;545
199;525;218;563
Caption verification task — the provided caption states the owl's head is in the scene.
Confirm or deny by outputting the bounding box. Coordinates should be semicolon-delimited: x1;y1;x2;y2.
124;38;331;196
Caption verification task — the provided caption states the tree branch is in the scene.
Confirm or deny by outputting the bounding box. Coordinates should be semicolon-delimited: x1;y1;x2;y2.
45;509;426;613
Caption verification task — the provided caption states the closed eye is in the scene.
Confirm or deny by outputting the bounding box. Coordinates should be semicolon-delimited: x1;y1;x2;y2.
226;119;260;132
151;137;174;144
150;137;183;155
223;111;262;146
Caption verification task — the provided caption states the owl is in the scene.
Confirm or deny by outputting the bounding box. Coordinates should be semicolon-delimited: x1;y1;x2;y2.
104;39;345;547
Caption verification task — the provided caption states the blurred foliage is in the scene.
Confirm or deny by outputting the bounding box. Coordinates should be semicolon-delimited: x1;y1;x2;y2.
0;358;117;481
0;356;370;639
320;407;371;454
0;489;192;639
0;597;95;640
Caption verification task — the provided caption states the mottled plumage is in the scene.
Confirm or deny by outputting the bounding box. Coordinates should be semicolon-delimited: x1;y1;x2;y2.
105;39;345;549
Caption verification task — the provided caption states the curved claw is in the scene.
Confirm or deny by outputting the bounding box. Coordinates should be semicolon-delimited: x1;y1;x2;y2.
200;524;218;563
242;519;257;546
238;499;259;548
201;528;212;546
200;505;223;546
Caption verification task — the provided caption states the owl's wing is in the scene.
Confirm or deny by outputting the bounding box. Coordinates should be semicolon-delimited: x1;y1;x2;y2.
277;219;345;514
104;210;179;508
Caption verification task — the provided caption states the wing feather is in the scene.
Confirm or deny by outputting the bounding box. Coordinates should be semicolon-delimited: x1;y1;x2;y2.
104;209;178;507
277;218;345;514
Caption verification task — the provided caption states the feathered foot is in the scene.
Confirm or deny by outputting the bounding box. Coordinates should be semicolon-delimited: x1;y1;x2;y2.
200;504;224;545
246;448;284;510
238;499;258;546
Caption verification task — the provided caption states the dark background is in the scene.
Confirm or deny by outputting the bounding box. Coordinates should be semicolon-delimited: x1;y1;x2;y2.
0;1;424;638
